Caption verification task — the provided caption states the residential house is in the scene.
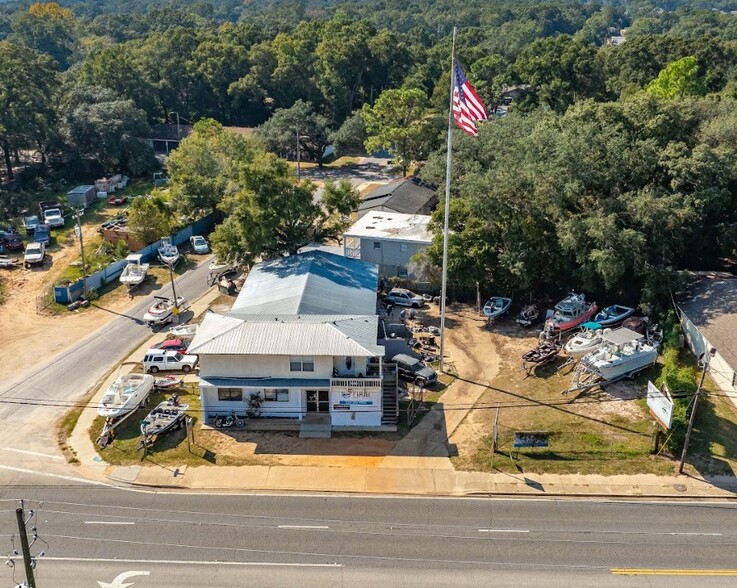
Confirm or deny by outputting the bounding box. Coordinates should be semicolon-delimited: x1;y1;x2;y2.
678;274;737;410
188;251;398;430
343;211;432;278
357;176;437;218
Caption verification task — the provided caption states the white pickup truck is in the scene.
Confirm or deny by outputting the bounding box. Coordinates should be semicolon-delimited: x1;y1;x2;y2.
43;208;65;228
142;349;198;374
24;242;45;268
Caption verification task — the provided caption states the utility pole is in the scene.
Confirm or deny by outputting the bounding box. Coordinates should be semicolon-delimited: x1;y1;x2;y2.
296;125;301;180
167;260;180;319
15;507;36;588
75;209;88;298
678;347;716;474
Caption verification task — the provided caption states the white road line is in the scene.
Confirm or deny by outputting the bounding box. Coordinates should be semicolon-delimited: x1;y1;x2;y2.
0;464;113;487
33;556;342;567
667;532;722;536
84;521;135;525
1;447;64;460
478;529;530;533
278;525;330;530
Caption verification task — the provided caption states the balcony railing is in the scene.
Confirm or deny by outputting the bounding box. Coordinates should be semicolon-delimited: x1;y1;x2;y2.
331;377;382;389
344;247;361;259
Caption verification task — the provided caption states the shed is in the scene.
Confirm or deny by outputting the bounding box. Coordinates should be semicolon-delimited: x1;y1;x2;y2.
67;185;97;209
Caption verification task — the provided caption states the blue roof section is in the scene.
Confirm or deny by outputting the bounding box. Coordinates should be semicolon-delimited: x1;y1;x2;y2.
201;377;331;388
231;250;378;316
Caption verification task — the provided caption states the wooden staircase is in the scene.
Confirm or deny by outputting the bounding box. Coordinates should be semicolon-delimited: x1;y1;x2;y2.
381;363;399;427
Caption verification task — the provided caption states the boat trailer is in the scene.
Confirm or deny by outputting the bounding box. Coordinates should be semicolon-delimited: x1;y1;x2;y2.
96;408;142;448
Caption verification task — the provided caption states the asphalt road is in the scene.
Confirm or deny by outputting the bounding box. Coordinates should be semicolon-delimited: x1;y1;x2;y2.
0;257;214;471
0;490;736;586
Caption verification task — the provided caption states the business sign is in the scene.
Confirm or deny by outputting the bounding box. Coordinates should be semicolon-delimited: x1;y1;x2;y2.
338;390;376;406
513;432;550;449
647;381;674;430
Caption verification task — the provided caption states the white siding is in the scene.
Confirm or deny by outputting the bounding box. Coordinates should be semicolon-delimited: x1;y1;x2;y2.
199;354;333;378
202;385;305;419
329;389;382;426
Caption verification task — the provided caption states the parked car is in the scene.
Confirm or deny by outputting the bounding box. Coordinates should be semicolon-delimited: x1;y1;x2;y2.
24;242;45;268
107;194;128;206
33;224;50;245
190;235;209;254
150;339;190;352
24;215;40;236
142;349;198;374
392;353;437;385
42;207;65;228
384;288;425;308
0;231;23;252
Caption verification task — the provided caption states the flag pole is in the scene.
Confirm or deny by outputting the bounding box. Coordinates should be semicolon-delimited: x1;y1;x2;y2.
439;26;456;374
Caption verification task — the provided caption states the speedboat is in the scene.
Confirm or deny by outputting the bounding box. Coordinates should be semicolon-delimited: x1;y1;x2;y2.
593;304;635;327
564;322;609;358
544;293;597;334
167;323;198;340
143;296;186;325
158;237;180;265
140;397;189;438
119;253;149;288
577;327;659;382
153;375;183;390
97;373;154;418
516;304;540;327
482;296;512;319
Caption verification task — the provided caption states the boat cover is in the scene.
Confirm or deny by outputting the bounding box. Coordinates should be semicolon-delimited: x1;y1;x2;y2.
581;322;601;330
602;327;642;346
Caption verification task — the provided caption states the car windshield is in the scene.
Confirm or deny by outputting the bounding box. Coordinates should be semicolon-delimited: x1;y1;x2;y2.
173;353;183;361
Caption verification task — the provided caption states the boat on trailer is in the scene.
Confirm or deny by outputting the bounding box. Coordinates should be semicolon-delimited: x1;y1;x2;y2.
516;304;541;327
138;395;189;451
568;327;659;392
97;373;154;418
119;253;149;291
544;293;597;335
522;339;562;375
593;304;635;327
158;237;180;266
483;296;512;320
167;323;198;340
564;322;609;358
143;296;186;326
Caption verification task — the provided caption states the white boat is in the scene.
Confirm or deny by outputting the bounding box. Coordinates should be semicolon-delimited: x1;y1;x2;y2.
482;296;512;319
564;322;609;358
143;296;186;325
158;237;180;266
593;304;635;327
576;327;659;383
119;253;149;288
167;323;198;340
97;373;154;418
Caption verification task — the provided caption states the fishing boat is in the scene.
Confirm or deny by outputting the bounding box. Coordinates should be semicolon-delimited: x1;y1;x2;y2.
522;339;562;375
153;375;183;390
97;373;154;418
140;396;189;439
544;293;597;335
482;296;512;320
167;323;198;340
593;304;635;327
574;327;659;386
516;304;541;327
158;237;180;266
564;322;609;358
143;295;186;326
119;253;149;289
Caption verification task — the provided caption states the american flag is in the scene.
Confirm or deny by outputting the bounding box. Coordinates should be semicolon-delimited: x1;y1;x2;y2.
452;59;488;137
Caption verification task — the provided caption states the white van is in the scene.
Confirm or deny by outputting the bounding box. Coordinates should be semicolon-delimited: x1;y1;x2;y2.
142;349;198;374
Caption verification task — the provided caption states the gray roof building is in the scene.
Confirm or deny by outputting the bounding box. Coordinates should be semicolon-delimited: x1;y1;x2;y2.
357;177;437;218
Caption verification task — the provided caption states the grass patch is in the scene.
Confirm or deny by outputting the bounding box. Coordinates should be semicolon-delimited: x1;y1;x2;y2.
57;401;88;463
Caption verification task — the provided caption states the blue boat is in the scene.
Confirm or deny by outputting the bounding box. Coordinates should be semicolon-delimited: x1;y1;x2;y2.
482;296;512;319
593;304;635;327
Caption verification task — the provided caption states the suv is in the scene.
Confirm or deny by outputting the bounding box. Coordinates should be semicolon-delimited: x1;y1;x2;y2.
33;224;50;245
392;353;437;386
24;216;40;236
384;288;425;308
0;231;23;252
142;349;198;374
24;242;46;268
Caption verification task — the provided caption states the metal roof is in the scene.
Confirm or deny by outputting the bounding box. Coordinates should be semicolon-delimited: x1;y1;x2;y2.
231;250;378;315
188;312;384;357
602;328;642;346
201;377;331;388
679;276;737;370
343;211;432;243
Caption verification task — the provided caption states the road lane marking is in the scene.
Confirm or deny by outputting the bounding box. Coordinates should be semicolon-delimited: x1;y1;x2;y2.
0;464;113;487
85;521;135;525
667;532;722;536
478;529;529;533
33;556;342;567
612;569;737;576
1;447;64;460
278;525;329;530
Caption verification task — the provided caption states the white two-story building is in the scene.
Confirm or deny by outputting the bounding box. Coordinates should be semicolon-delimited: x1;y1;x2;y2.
188;251;397;430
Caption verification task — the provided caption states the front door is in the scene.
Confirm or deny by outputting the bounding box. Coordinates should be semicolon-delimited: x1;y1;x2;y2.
306;390;330;413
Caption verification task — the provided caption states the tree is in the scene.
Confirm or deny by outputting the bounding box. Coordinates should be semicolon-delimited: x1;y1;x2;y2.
212;153;322;265
646;56;706;99
11;2;79;69
318;179;360;243
167;119;260;219
330;111;366;156
256;100;332;165
128;193;174;246
362;88;436;176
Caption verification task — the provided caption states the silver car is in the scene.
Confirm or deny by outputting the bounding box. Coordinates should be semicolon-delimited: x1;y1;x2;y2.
384;288;425;308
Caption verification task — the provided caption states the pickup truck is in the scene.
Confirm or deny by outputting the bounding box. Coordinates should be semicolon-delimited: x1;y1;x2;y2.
24;215;40;236
24;242;45;268
33;224;50;245
43;207;65;228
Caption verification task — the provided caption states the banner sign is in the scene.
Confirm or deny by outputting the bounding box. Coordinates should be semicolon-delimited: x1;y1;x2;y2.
513;432;550;448
647;381;674;430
